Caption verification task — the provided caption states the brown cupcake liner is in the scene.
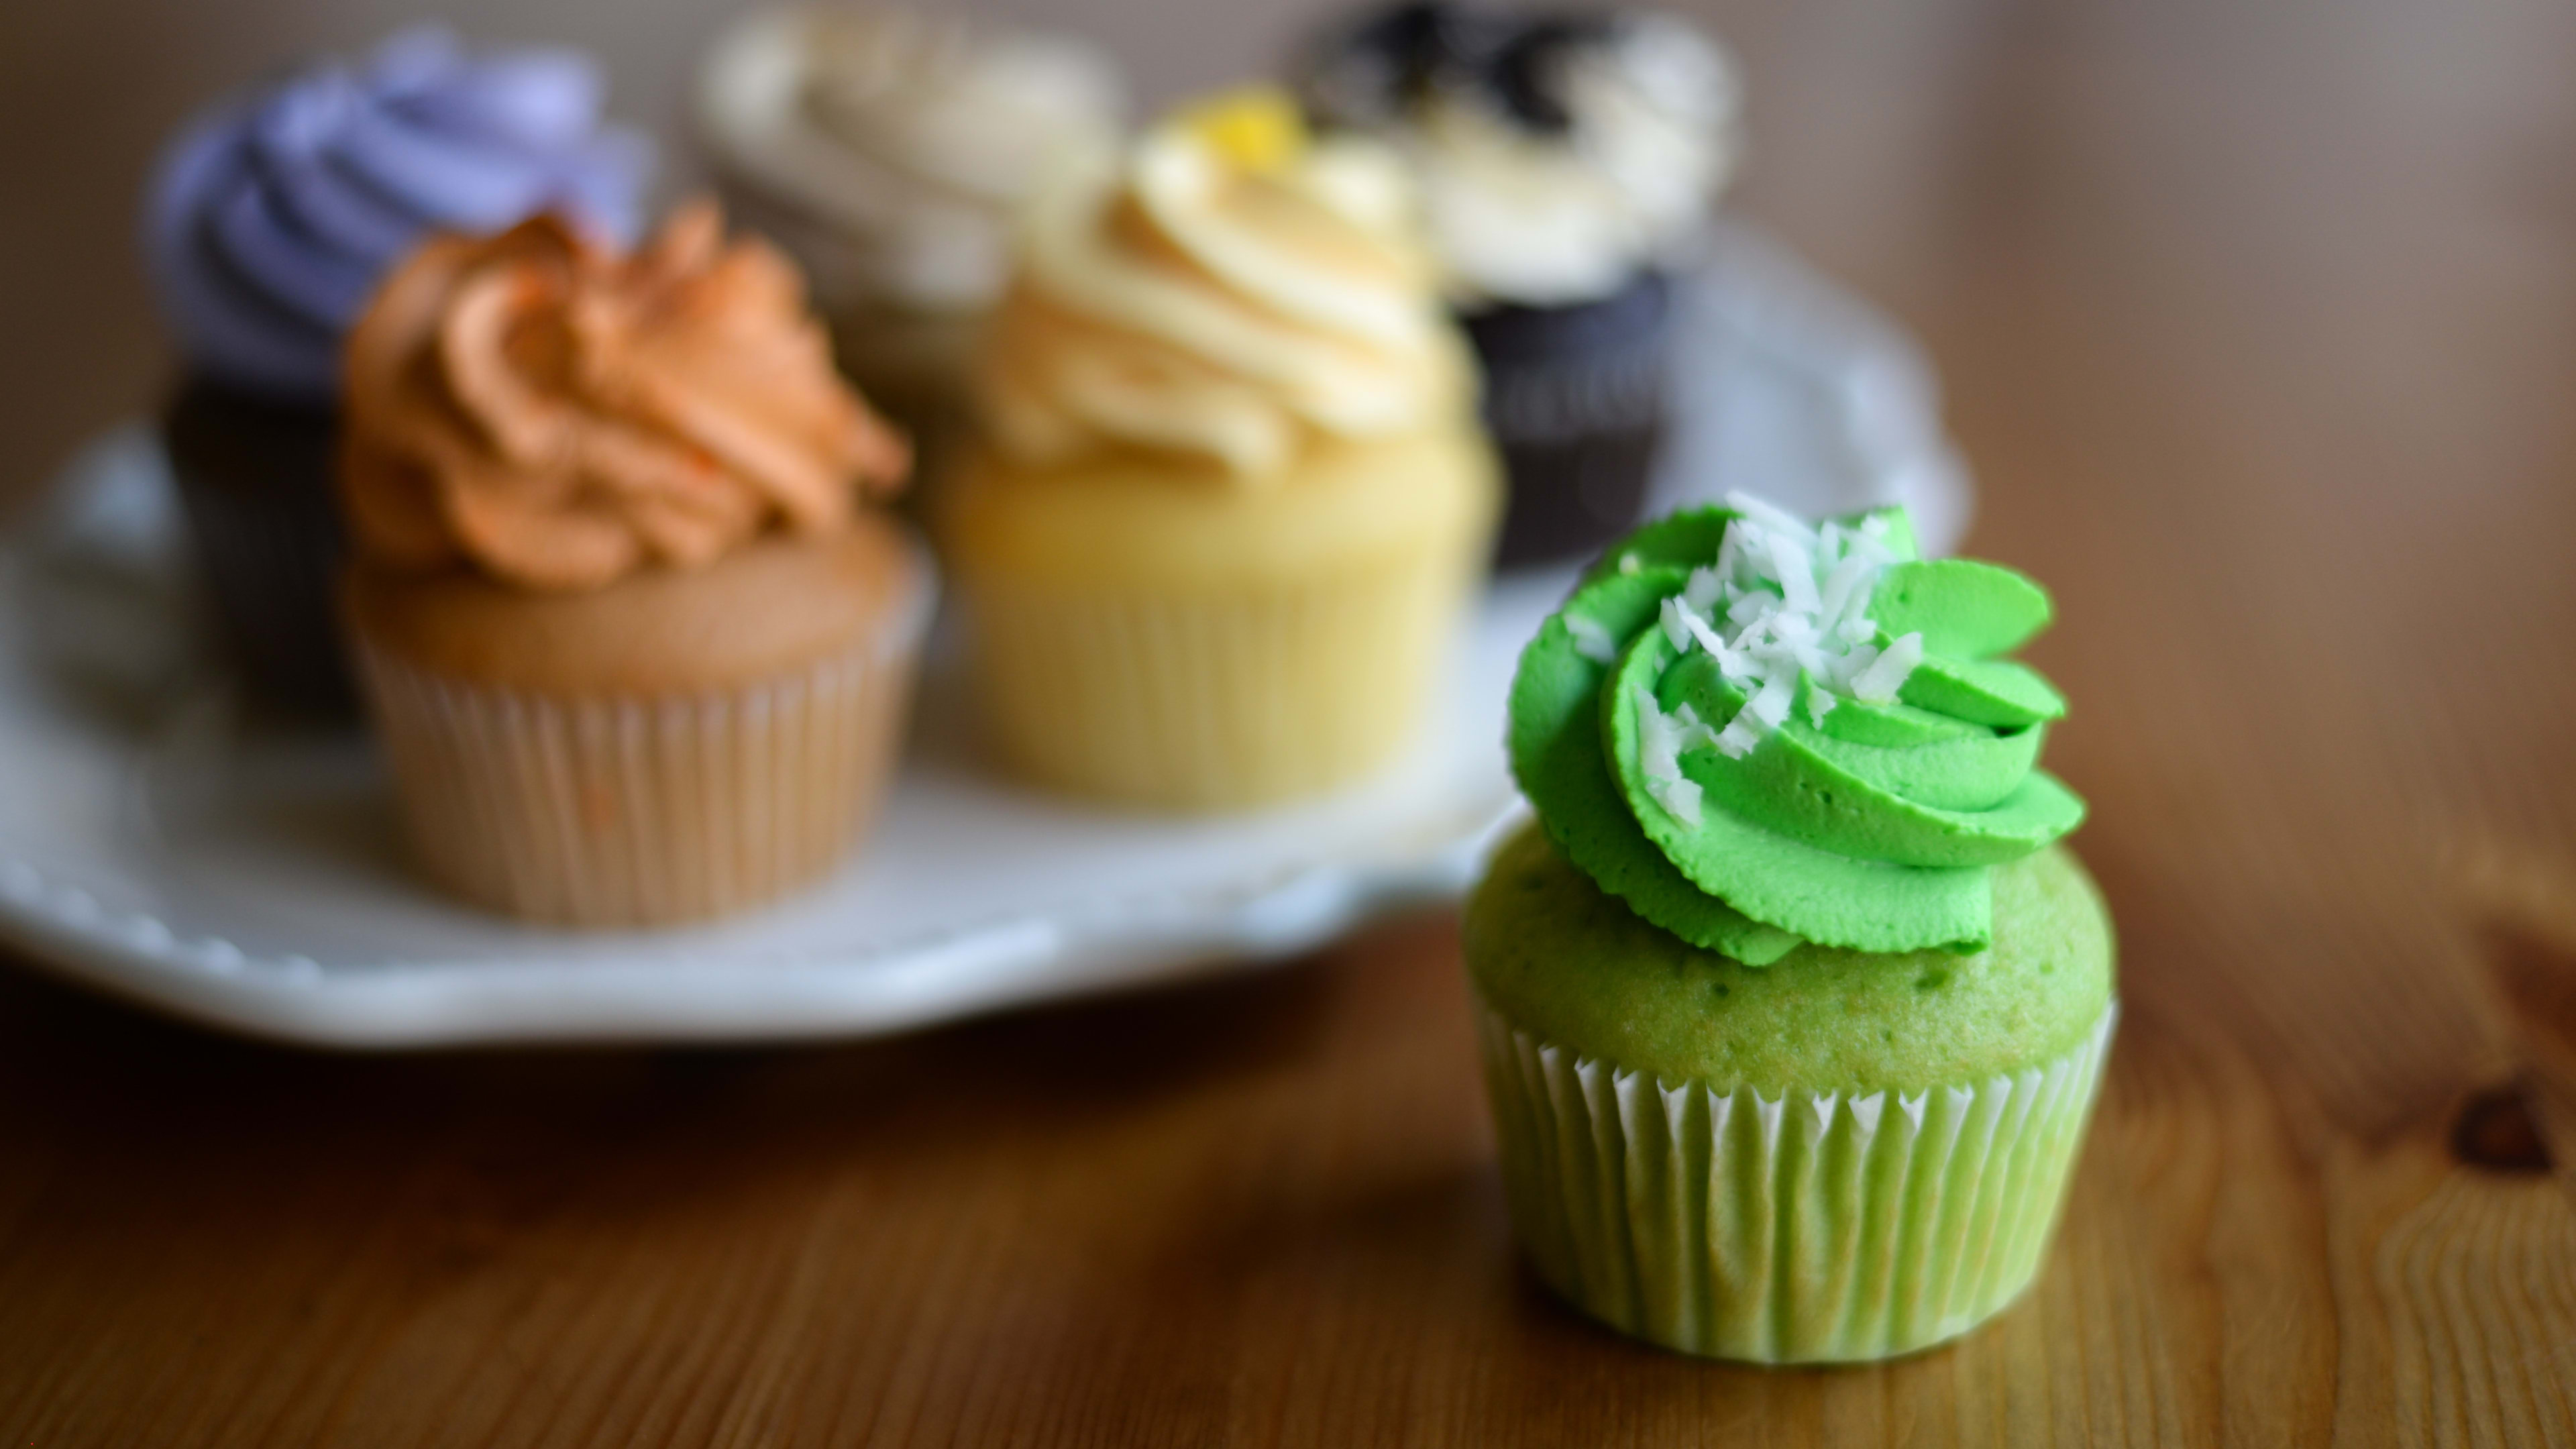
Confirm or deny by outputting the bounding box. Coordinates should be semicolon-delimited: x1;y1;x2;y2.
1480;338;1670;446
1479;338;1672;568
162;382;354;712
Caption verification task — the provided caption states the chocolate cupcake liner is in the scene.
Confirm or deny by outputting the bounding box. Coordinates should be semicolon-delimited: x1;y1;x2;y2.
1480;333;1670;445
162;381;353;712
961;550;1474;812
1475;995;2116;1363
1483;417;1668;570
354;619;922;928
1466;274;1676;567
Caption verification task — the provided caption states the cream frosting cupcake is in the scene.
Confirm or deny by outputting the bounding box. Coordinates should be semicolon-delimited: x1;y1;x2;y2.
696;9;1126;434
941;89;1499;811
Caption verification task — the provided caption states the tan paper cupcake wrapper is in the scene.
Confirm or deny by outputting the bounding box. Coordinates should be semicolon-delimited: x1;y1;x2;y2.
1476;995;2116;1363
963;553;1472;812
356;627;920;928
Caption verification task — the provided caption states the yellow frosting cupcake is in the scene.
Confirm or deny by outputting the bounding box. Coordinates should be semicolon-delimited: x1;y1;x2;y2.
942;88;1499;811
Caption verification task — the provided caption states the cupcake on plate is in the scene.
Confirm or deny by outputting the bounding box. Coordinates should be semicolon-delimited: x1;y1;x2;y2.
1472;494;2110;1362
696;8;1126;445
1300;4;1739;567
338;201;925;927
142;25;650;711
938;89;1499;812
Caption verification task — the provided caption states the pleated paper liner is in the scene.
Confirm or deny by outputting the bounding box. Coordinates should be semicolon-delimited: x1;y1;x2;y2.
355;619;922;930
961;547;1479;813
1476;996;2116;1363
162;380;354;713
1464;272;1674;567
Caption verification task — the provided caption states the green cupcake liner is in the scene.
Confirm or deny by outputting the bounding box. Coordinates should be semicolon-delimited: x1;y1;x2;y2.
1475;996;2115;1363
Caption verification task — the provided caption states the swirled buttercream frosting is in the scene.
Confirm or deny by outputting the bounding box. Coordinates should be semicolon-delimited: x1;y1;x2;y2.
1301;4;1738;307
1509;496;2085;965
977;88;1472;480
341;201;910;592
144;26;651;402
698;9;1126;316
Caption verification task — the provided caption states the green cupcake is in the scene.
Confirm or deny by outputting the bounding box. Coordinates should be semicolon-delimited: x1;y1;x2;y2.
1470;494;2114;1362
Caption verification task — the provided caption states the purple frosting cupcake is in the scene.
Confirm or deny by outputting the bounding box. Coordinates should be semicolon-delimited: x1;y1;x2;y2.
141;27;651;711
146;25;649;401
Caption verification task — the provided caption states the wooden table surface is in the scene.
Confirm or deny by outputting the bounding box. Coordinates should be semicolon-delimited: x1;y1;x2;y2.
6;0;2576;1444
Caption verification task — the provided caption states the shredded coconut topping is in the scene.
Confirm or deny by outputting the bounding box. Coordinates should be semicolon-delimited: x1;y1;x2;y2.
1632;685;1713;824
1564;613;1619;664
1632;494;1925;822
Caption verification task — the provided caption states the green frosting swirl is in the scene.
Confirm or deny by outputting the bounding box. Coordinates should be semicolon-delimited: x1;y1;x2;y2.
1505;500;2085;965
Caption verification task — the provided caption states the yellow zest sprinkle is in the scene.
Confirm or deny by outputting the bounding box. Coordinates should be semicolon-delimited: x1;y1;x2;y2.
1172;86;1306;172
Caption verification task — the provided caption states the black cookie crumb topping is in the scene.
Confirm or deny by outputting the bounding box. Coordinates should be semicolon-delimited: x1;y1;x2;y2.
1303;3;1625;138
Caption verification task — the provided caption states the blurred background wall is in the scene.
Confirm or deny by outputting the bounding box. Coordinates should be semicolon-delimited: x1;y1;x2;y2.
0;0;1988;511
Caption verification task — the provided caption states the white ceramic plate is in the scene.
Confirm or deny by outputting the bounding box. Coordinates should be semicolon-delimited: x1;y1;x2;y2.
0;226;1968;1048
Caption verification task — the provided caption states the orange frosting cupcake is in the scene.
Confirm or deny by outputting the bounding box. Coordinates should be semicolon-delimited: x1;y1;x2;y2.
339;202;932;926
341;201;908;590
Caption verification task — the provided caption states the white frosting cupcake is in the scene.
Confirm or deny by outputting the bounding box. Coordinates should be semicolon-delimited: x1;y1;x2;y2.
697;9;1127;408
1303;6;1739;308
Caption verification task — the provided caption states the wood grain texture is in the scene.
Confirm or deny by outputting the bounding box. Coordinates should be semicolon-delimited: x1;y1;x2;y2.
5;0;2576;1443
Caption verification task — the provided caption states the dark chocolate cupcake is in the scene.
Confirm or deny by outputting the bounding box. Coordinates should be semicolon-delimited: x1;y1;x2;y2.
139;26;649;712
159;377;345;709
1301;3;1739;567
